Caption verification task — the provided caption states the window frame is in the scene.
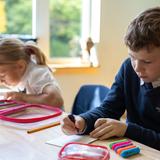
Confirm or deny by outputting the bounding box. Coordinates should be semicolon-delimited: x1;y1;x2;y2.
33;0;100;68
0;0;100;68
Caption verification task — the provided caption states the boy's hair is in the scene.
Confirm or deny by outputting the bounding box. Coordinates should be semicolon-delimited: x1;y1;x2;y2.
0;38;47;65
124;7;160;51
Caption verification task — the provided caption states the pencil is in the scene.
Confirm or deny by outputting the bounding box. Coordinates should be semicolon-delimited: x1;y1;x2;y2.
27;121;61;134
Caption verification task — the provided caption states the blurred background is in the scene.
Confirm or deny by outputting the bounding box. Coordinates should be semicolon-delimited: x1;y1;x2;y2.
0;0;159;111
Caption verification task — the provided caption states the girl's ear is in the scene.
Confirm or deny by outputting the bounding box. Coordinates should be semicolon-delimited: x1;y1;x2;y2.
16;59;27;70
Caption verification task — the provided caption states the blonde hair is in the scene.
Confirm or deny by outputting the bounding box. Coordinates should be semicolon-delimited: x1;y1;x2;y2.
0;38;47;65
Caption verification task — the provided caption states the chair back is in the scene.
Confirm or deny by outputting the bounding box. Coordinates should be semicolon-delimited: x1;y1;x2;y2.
71;84;109;115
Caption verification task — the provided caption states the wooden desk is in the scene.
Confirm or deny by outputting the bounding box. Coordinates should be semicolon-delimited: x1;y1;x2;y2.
0;122;160;160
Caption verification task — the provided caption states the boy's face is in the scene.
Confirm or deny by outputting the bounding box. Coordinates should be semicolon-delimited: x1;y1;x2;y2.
129;46;160;83
0;60;26;86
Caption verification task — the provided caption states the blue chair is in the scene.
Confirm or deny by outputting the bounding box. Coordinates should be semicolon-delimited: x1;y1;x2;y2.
71;84;110;115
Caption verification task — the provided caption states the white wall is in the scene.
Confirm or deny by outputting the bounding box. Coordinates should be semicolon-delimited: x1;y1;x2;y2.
54;0;160;112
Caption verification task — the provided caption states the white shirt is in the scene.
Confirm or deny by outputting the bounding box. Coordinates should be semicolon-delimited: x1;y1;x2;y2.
10;62;60;94
140;78;160;88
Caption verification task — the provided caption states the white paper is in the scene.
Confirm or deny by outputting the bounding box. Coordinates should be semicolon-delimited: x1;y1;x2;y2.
46;135;97;147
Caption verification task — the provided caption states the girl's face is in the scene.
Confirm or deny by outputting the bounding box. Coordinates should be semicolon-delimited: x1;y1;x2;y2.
0;60;26;86
129;46;160;83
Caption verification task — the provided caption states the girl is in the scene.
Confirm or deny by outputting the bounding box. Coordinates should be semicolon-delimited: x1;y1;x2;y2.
0;38;63;108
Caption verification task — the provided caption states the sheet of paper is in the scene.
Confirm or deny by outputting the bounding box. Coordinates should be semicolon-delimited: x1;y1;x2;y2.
46;134;97;147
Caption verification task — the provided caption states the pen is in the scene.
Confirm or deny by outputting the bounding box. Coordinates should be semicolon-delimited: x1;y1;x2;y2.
27;121;60;134
68;114;79;132
68;114;76;123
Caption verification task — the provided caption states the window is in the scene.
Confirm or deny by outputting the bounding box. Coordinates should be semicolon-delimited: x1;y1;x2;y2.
0;0;100;67
0;0;34;41
49;0;82;58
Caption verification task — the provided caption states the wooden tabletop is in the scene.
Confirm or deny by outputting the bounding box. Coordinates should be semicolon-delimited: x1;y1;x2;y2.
0;120;160;160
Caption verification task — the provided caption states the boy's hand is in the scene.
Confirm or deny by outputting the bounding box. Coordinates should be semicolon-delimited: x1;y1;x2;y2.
90;118;127;140
5;92;24;101
61;115;86;135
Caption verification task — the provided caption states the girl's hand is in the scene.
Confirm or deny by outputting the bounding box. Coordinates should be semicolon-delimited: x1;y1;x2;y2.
61;115;86;135
5;92;24;101
90;118;127;140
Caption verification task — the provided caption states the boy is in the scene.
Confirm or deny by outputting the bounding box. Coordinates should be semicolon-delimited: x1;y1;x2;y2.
62;7;160;150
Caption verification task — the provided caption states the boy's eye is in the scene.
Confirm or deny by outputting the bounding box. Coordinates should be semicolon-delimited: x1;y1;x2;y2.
143;61;151;64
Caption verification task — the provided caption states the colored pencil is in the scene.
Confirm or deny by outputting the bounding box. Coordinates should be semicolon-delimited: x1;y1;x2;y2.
27;121;60;134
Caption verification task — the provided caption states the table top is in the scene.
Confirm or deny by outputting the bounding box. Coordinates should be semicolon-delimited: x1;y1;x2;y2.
0;119;160;160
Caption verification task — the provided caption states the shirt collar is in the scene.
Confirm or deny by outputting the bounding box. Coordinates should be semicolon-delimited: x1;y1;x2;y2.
140;79;144;86
140;78;160;88
152;77;160;88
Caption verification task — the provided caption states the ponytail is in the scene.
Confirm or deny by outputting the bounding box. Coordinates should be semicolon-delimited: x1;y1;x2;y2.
0;38;48;66
24;42;47;65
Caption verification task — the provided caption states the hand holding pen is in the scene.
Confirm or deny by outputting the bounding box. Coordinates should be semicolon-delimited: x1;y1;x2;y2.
61;114;86;135
68;114;79;132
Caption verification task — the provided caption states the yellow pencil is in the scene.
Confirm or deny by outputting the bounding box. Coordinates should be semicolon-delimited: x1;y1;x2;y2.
27;121;61;134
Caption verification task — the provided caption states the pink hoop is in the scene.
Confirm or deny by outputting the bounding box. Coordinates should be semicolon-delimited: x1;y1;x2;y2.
0;100;62;123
